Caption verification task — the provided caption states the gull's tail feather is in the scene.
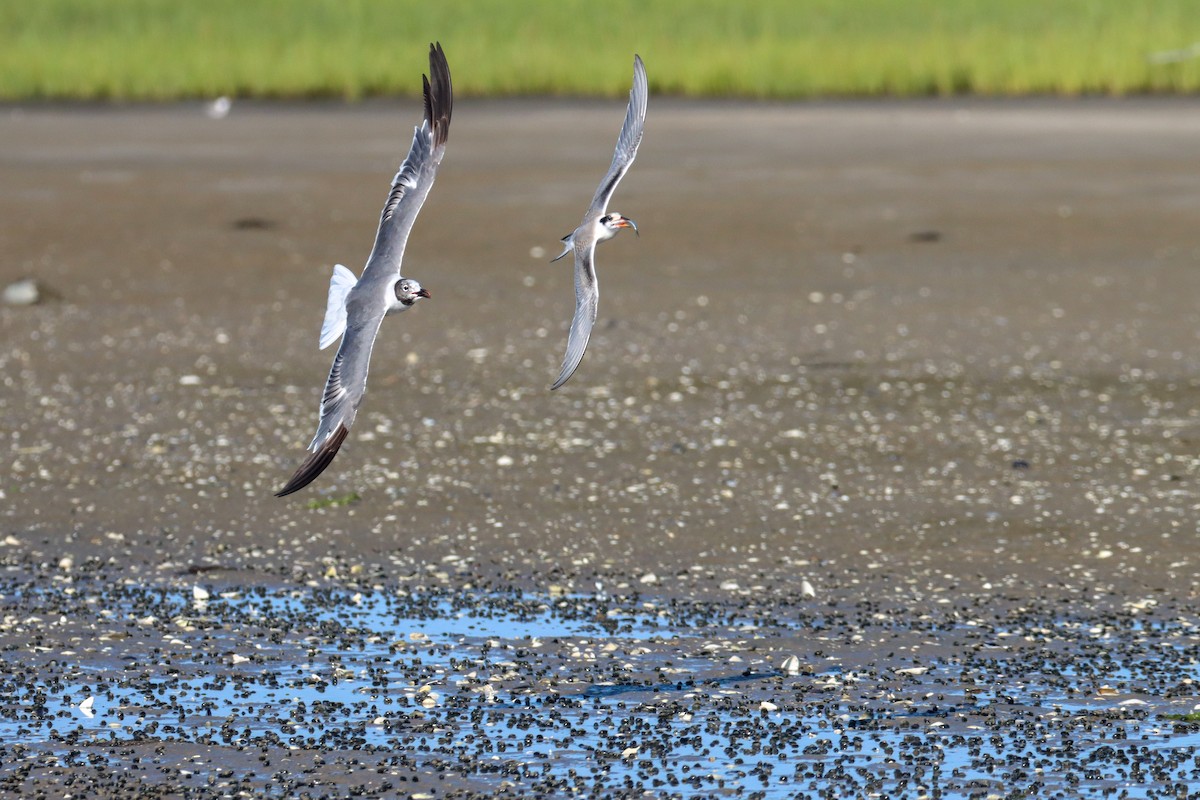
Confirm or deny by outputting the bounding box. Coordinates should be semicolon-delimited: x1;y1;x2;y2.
319;264;357;350
275;423;350;497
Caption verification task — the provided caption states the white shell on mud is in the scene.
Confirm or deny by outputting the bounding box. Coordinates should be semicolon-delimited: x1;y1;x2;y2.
895;666;930;676
2;278;39;306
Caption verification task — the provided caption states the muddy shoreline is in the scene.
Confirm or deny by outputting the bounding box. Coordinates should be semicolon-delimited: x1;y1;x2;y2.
2;98;1200;796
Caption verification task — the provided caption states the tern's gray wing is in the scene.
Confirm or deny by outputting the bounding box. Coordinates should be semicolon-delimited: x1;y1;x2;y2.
585;54;647;219
550;242;599;390
275;310;385;497
358;42;453;294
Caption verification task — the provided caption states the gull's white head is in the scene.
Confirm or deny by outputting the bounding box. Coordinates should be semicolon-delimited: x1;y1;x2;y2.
395;278;431;307
599;212;638;240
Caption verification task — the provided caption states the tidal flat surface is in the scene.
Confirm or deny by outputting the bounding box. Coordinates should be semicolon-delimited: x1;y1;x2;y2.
0;582;1199;798
2;98;1200;796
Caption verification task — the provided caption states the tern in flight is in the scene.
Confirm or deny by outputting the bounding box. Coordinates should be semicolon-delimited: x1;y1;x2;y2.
276;42;452;497
549;54;647;390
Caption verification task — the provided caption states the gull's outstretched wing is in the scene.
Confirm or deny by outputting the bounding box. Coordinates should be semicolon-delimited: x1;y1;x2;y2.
358;41;453;294
585;54;647;220
550;243;599;390
276;310;385;497
276;43;452;497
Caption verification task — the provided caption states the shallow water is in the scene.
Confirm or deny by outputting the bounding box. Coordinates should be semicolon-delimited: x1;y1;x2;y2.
1;582;1198;798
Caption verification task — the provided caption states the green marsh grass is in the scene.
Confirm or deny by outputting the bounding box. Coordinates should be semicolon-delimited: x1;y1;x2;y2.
306;492;361;510
3;0;1200;100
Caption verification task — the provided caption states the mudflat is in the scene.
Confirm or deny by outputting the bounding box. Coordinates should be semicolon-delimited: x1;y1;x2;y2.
2;98;1200;797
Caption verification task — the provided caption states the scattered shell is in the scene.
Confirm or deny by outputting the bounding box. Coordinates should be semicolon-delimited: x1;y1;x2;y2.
780;655;802;676
205;96;232;119
2;278;40;306
192;585;210;601
800;579;816;598
895;666;930;676
78;696;95;717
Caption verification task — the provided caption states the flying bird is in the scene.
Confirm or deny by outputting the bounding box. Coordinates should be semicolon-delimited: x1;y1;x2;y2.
549;54;647;390
276;42;452;497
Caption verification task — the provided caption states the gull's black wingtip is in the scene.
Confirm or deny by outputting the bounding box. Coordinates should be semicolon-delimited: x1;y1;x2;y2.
274;424;350;498
424;41;452;148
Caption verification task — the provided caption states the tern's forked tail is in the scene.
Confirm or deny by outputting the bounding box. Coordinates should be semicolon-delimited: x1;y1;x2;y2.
551;234;573;263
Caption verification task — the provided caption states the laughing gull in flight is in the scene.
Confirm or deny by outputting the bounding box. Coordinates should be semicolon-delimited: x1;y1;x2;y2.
276;42;452;497
549;54;647;390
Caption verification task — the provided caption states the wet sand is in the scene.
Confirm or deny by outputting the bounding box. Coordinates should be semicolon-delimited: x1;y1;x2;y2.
3;98;1200;797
